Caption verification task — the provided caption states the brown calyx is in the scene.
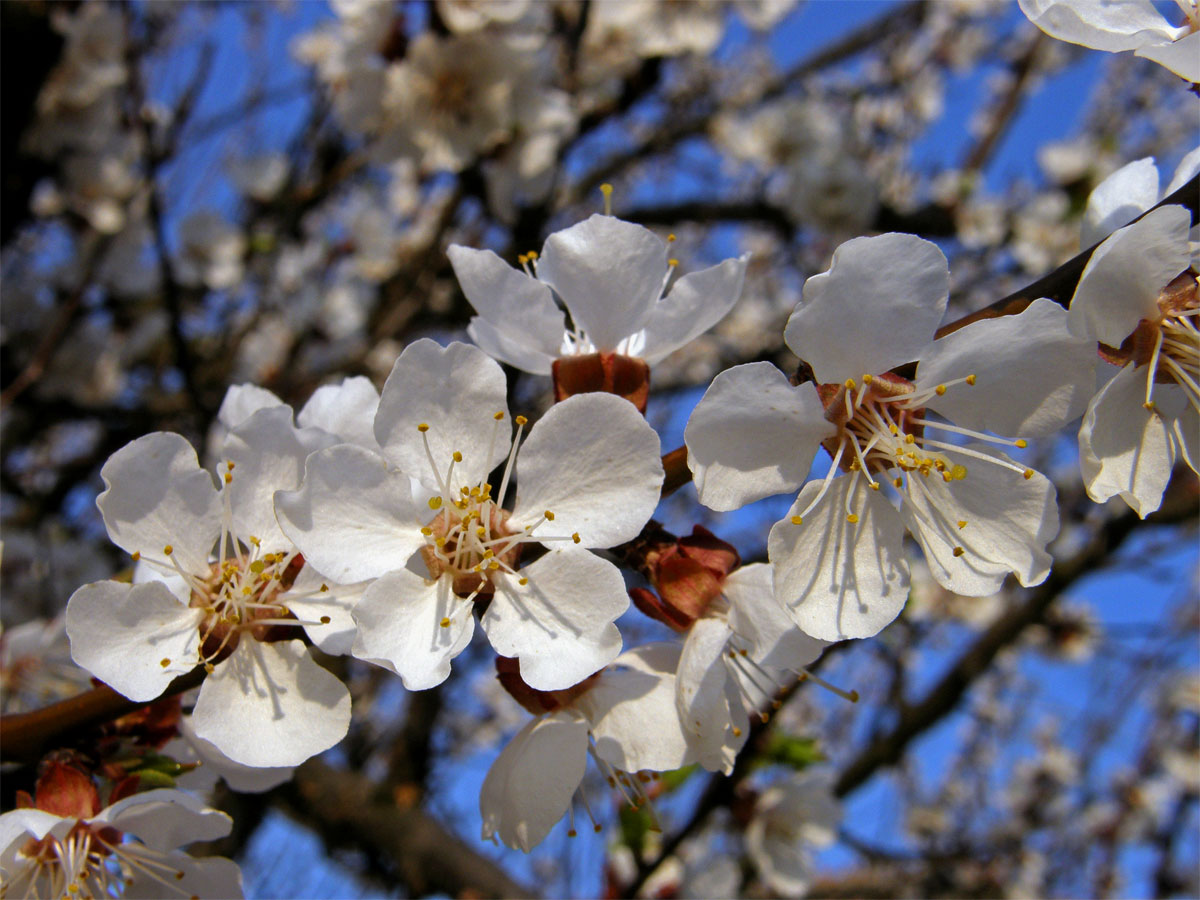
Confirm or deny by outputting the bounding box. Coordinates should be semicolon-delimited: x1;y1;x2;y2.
191;556;304;660
1097;271;1199;372
495;656;601;714
419;504;522;598
629;524;741;631
552;352;651;413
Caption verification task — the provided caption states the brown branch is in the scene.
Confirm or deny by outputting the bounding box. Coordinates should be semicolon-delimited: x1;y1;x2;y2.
277;757;536;899
960;32;1047;174
1;667;206;764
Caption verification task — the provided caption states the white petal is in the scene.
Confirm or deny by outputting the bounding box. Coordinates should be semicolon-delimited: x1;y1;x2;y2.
639;254;749;364
724;563;828;670
297;376;381;450
479;710;589;852
675;616;744;774
1136;30;1200;83
101;789;232;851
97;433;220;575
1166;146;1200;196
769;476;910;641
374;339;511;490
510;393;663;548
190;640;351;768
351;569;474;690
124;856;244;900
0;809;66;850
179;718;295;793
217;384;284;430
1078;363;1177;517
1081;157;1161;246
467;316;558;375
482;549;625;691
537;214;668;352
1069;206;1192;346
918;299;1098;437
223;406;337;552
274;444;425;584
1018;0;1176;51
447;245;566;365
685;363;833;511
286;565;362;656
901;446;1058;595
785;234;948;383
582;656;694;773
66;581;202;702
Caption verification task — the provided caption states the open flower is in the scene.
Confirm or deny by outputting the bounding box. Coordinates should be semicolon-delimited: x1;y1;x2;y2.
686;234;1093;640
1068;205;1198;516
746;770;841;898
1;766;242;900
629;526;829;773
65;404;352;768
275;339;664;691
1019;0;1200;84
480;644;693;852
448;214;747;409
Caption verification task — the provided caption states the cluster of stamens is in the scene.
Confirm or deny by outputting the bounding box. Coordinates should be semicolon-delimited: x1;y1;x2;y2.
414;413;579;629
1138;278;1199;414
11;822;194;899
786;371;1033;556
134;461;331;674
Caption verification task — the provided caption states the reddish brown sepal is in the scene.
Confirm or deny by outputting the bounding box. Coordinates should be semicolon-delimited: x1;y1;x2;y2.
551;352;650;413
494;656;601;715
35;761;100;819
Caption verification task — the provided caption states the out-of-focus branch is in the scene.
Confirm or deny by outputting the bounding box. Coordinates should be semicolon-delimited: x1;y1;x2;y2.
832;478;1198;799
960;31;1046;175
277;757;536;899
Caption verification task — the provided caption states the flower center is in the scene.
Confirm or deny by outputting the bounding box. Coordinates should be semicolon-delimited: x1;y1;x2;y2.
13;821;196;899
413;414;581;622
1100;272;1200;414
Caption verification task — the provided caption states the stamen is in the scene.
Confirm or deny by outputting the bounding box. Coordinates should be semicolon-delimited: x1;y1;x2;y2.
600;182;613;216
797;667;859;703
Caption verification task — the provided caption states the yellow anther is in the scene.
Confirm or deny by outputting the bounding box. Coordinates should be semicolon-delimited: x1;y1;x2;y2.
224;471;233;483
204;662;215;673
160;658;171;668
440;617;451;628
952;546;965;557
163;544;173;555
668;258;679;267
568;829;578;838
846;513;859;524
732;727;742;737
250;535;261;546
435;537;447;547
527;250;538;260
862;373;873;383
131;551;141;561
667;233;676;242
494;411;505;422
483;549;495;559
320;584;329;592
869;481;881;491
889;424;899;435
515;415;528;426
429;496;443;510
421;526;433;536
572;533;581;544
476;526;486;537
250;560;265;574
790;515;803;525
1015;439;1028;449
894;476;904;488
1022;468;1034;480
453;450;463;462
544;510;555;521
226;460;235;470
904;434;915;445
489;561;500;569
957;520;967;529
600;183;614;197
1143;400;1157;411
242;586;252;595
517;253;528;264
519;577;529;586
935;384;947;396
965;374;977;385
844;378;856;390
417;423;430;433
